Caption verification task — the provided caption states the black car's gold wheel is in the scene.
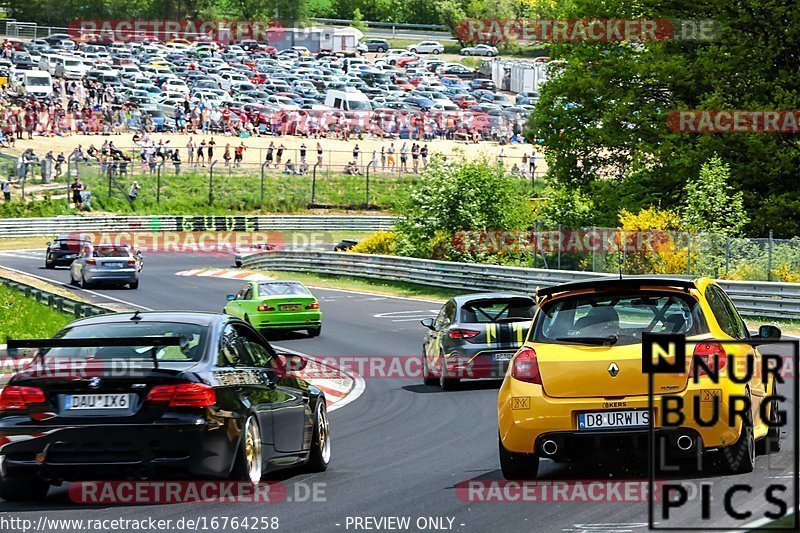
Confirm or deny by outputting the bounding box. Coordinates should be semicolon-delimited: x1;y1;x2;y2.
231;416;262;485
306;402;331;472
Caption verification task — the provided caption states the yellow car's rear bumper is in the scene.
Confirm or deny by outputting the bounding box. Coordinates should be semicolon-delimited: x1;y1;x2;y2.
498;376;746;455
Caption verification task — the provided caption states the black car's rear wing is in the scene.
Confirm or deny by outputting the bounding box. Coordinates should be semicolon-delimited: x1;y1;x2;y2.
4;336;184;369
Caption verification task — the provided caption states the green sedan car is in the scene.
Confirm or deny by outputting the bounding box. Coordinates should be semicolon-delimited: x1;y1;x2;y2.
225;280;322;337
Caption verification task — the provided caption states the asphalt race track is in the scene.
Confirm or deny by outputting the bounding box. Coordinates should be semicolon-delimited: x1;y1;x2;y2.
0;250;796;533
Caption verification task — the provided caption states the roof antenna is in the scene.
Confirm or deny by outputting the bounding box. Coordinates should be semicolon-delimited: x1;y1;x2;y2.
130;310;142;321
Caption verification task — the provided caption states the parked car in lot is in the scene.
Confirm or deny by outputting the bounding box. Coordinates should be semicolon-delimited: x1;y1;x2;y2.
460;44;499;57
406;41;444;54
360;39;390;53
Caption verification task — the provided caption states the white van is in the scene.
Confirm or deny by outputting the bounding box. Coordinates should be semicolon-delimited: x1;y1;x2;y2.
324;86;372;111
56;56;86;79
21;71;53;97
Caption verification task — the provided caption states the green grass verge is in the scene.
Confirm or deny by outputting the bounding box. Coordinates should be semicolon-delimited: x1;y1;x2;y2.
1;167;420;217
253;269;463;302
0;284;73;340
388;38;550;60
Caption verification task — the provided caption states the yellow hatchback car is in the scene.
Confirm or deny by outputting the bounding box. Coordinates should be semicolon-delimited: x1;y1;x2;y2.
498;277;782;479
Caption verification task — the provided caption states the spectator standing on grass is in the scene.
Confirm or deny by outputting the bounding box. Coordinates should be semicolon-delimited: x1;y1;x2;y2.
387;143;395;170
197;139;206;167
172;148;181;174
147;152;157;175
2;178;11;202
128;181;140;203
421;144;429;168
266;142;274;168
41;151;54;184
411;143;420;173
399;143;408;172
55;152;65;178
223;143;231;167
353;144;360;166
277;143;285;167
316;142;323;166
300;143;307;165
234;143;246;167
521;153;529;176
529;152;536;178
370;150;377;171
208;138;215;162
186;137;194;166
381;147;386;171
70;177;84;209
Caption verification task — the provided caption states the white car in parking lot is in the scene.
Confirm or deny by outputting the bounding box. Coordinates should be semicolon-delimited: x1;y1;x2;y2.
406;41;445;54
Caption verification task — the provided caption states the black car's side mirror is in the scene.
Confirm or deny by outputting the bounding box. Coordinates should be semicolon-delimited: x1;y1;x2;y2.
757;325;781;340
420;317;436;330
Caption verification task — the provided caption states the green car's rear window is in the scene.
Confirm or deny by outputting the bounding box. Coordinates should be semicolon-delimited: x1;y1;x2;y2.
258;282;309;296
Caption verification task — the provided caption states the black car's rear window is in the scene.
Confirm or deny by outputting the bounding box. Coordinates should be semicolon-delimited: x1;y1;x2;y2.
460;298;535;323
46;322;206;362
533;291;706;345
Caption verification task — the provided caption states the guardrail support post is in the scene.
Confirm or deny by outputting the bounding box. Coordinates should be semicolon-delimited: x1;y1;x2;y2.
208;160;217;205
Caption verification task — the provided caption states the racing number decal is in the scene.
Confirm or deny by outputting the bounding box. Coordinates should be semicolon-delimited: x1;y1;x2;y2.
486;324;497;345
512;322;526;344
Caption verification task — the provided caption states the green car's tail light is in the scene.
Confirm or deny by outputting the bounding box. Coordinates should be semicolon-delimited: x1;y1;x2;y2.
258;304;276;311
306;302;319;310
511;347;541;384
146;382;216;408
0;386;47;411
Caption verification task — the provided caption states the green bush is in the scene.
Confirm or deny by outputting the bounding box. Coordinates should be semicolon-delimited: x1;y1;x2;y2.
350;231;396;255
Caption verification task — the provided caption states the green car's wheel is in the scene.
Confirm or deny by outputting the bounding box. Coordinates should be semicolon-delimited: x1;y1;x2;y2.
308;326;321;337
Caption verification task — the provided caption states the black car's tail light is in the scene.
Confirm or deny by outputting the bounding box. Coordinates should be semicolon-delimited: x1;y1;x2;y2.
146;382;216;408
449;328;480;339
511;347;542;384
0;386;47;411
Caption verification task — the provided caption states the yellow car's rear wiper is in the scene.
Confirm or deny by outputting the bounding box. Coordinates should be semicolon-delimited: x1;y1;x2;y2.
554;335;619;346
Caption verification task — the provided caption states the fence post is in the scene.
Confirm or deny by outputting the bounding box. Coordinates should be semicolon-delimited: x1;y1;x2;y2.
365;163;370;206
686;232;691;275
208;160;217;205
533;222;538;268
261;161;267;203
557;224;561;270
311;163;319;204
725;234;730;277
157;162;164;203
767;229;774;281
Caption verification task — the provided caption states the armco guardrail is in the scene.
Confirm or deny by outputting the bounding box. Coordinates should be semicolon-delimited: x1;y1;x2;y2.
241;251;800;320
0;277;108;318
0;215;398;237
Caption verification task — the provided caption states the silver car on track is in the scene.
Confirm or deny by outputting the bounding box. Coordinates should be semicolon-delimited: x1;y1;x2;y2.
70;244;140;289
